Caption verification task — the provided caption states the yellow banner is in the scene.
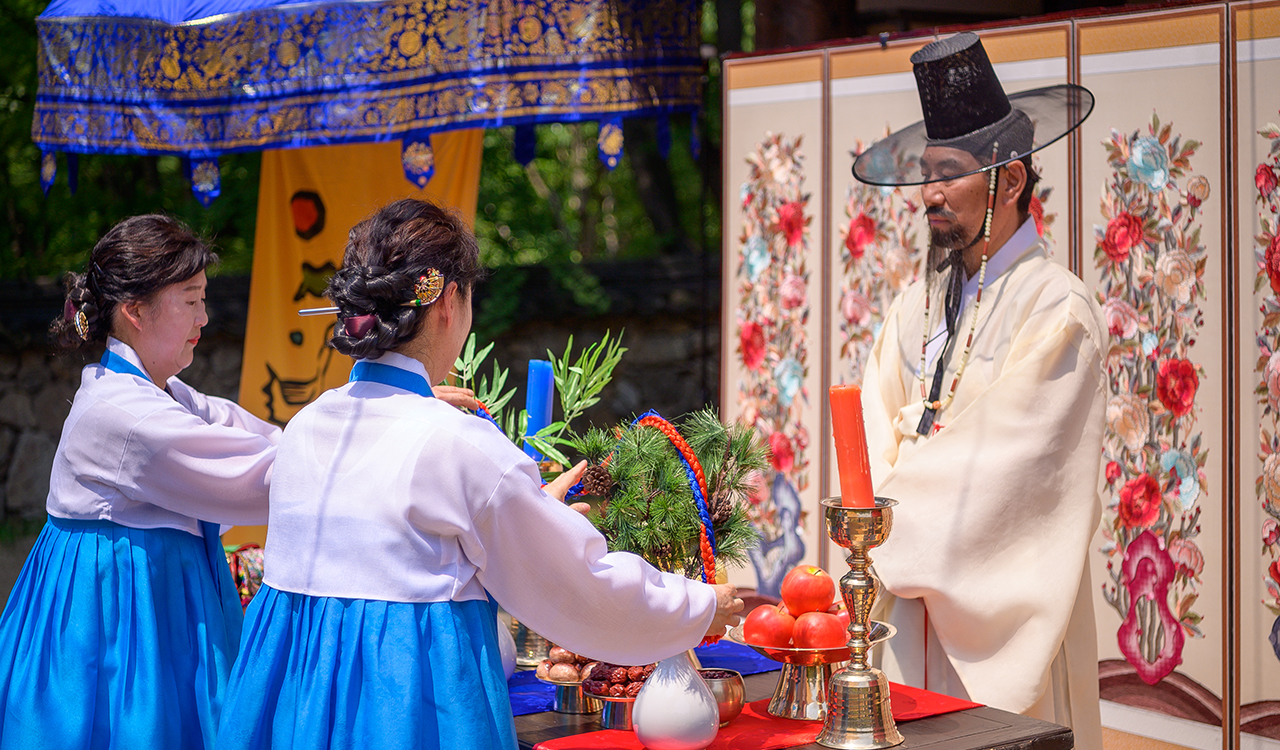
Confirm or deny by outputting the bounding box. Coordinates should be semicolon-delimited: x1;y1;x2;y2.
225;133;482;547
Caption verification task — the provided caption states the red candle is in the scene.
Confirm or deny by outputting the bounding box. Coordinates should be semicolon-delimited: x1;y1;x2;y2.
829;384;875;508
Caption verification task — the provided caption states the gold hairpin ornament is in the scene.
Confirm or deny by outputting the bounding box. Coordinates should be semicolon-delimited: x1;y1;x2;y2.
74;310;90;340
406;268;444;308
295;268;446;319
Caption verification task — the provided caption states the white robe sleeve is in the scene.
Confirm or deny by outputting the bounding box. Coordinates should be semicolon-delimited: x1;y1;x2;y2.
868;288;1106;713
109;398;279;526
465;462;718;666
171;379;283;440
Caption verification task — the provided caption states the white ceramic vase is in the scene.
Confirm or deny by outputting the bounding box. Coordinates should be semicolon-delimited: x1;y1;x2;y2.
632;651;720;750
496;612;517;679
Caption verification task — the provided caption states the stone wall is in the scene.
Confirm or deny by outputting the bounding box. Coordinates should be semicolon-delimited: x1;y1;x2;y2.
0;257;721;596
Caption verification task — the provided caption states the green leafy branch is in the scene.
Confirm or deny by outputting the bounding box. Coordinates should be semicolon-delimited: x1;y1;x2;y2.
452;333;518;420
524;331;627;466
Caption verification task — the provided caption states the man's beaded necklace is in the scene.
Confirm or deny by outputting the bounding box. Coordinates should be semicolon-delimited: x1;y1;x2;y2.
917;150;1000;417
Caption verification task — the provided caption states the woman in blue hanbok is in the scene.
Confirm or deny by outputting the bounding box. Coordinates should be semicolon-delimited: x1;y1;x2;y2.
215;198;744;750
0;215;281;750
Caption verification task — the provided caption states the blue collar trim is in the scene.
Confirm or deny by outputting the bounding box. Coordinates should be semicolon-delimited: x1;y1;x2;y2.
349;361;433;398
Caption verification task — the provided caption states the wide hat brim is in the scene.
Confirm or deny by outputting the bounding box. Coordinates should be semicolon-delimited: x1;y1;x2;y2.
851;83;1094;186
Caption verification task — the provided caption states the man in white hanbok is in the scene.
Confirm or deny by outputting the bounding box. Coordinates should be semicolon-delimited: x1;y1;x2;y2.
851;32;1106;747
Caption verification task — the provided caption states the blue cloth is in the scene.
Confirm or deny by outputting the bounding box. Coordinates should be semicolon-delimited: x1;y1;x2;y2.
349;360;433;397
217;586;516;750
693;639;782;676
504;641;781;717
0;516;240;750
98;349;245;654
507;670;554;717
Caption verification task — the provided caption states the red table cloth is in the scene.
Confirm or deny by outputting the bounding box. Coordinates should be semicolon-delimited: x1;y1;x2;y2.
533;682;981;750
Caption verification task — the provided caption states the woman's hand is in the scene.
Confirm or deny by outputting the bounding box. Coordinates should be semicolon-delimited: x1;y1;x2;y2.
705;583;745;639
544;461;590;515
435;385;480;411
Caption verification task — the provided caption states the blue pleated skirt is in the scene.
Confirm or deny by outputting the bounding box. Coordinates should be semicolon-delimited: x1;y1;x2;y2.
0;516;243;750
216;586;516;750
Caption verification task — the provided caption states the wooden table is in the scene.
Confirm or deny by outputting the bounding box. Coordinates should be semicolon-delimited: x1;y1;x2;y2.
515;671;1074;749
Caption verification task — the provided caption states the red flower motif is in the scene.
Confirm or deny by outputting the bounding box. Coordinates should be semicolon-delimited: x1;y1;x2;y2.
1029;195;1045;237
1106;461;1122;485
1258;164;1278;198
739;321;766;371
1118;473;1162;529
1102;212;1144;263
845;212;876;260
1270;560;1280;586
776;202;807;248
769;431;794;473
1267;235;1280;297
1156;358;1199;417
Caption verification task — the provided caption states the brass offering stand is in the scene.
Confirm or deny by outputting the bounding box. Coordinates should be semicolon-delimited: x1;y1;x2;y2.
727;622;892;722
818;497;904;750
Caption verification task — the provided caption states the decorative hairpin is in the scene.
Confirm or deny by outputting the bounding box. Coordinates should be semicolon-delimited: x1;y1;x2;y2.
297;268;447;325
407;268;444;308
65;297;90;339
74;310;90;340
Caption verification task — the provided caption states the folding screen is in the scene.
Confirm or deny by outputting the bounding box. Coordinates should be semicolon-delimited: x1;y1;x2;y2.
723;4;1280;747
1235;1;1280;743
721;52;829;593
1076;7;1230;746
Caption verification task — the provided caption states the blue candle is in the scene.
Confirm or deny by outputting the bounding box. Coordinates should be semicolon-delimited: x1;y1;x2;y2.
524;359;555;460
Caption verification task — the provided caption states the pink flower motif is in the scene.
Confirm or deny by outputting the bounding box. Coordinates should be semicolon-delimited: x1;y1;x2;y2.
1259;163;1278;198
1266;351;1280;413
1155;249;1195;304
1186;175;1209;208
845;212;876;260
793;424;810;451
1264;454;1280;509
776;202;807;248
780;274;807;310
1107;393;1150;452
883;245;914;292
841;290;872;328
1118;530;1184;686
1156;358;1199;417
1267;235;1280;297
1264;518;1280;547
1106;461;1122;485
1103;297;1140;340
1167;537;1204;580
769;431;794;473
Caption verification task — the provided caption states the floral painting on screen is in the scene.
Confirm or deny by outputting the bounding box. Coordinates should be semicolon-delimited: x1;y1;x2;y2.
1252;114;1280;662
736;133;811;596
1095;112;1209;686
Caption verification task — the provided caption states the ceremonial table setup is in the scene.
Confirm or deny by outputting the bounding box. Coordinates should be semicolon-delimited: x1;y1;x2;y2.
488;373;1074;750
507;642;1073;750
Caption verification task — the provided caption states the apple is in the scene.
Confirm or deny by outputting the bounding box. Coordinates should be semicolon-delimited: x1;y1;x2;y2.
742;604;795;649
792;611;847;650
780;565;837;615
827;600;851;631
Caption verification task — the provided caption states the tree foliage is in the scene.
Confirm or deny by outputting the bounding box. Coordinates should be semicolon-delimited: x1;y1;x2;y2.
0;0;721;303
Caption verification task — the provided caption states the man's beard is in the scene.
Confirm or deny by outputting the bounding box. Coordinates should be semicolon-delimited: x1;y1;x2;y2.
925;210;980;288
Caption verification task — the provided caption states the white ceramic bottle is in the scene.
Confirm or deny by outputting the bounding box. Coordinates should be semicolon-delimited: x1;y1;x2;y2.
632;651;720;750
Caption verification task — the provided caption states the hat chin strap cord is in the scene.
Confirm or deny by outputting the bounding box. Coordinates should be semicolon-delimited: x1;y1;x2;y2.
916;144;1000;435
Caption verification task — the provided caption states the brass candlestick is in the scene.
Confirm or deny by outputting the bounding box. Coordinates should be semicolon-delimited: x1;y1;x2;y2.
817;497;904;749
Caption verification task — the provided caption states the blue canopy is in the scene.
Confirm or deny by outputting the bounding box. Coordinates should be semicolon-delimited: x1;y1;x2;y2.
33;0;702;202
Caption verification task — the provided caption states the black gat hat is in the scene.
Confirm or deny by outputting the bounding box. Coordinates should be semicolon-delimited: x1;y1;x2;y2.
852;32;1093;186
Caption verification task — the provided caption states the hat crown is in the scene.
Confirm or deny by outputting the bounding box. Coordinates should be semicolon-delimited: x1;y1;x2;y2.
911;32;1012;142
